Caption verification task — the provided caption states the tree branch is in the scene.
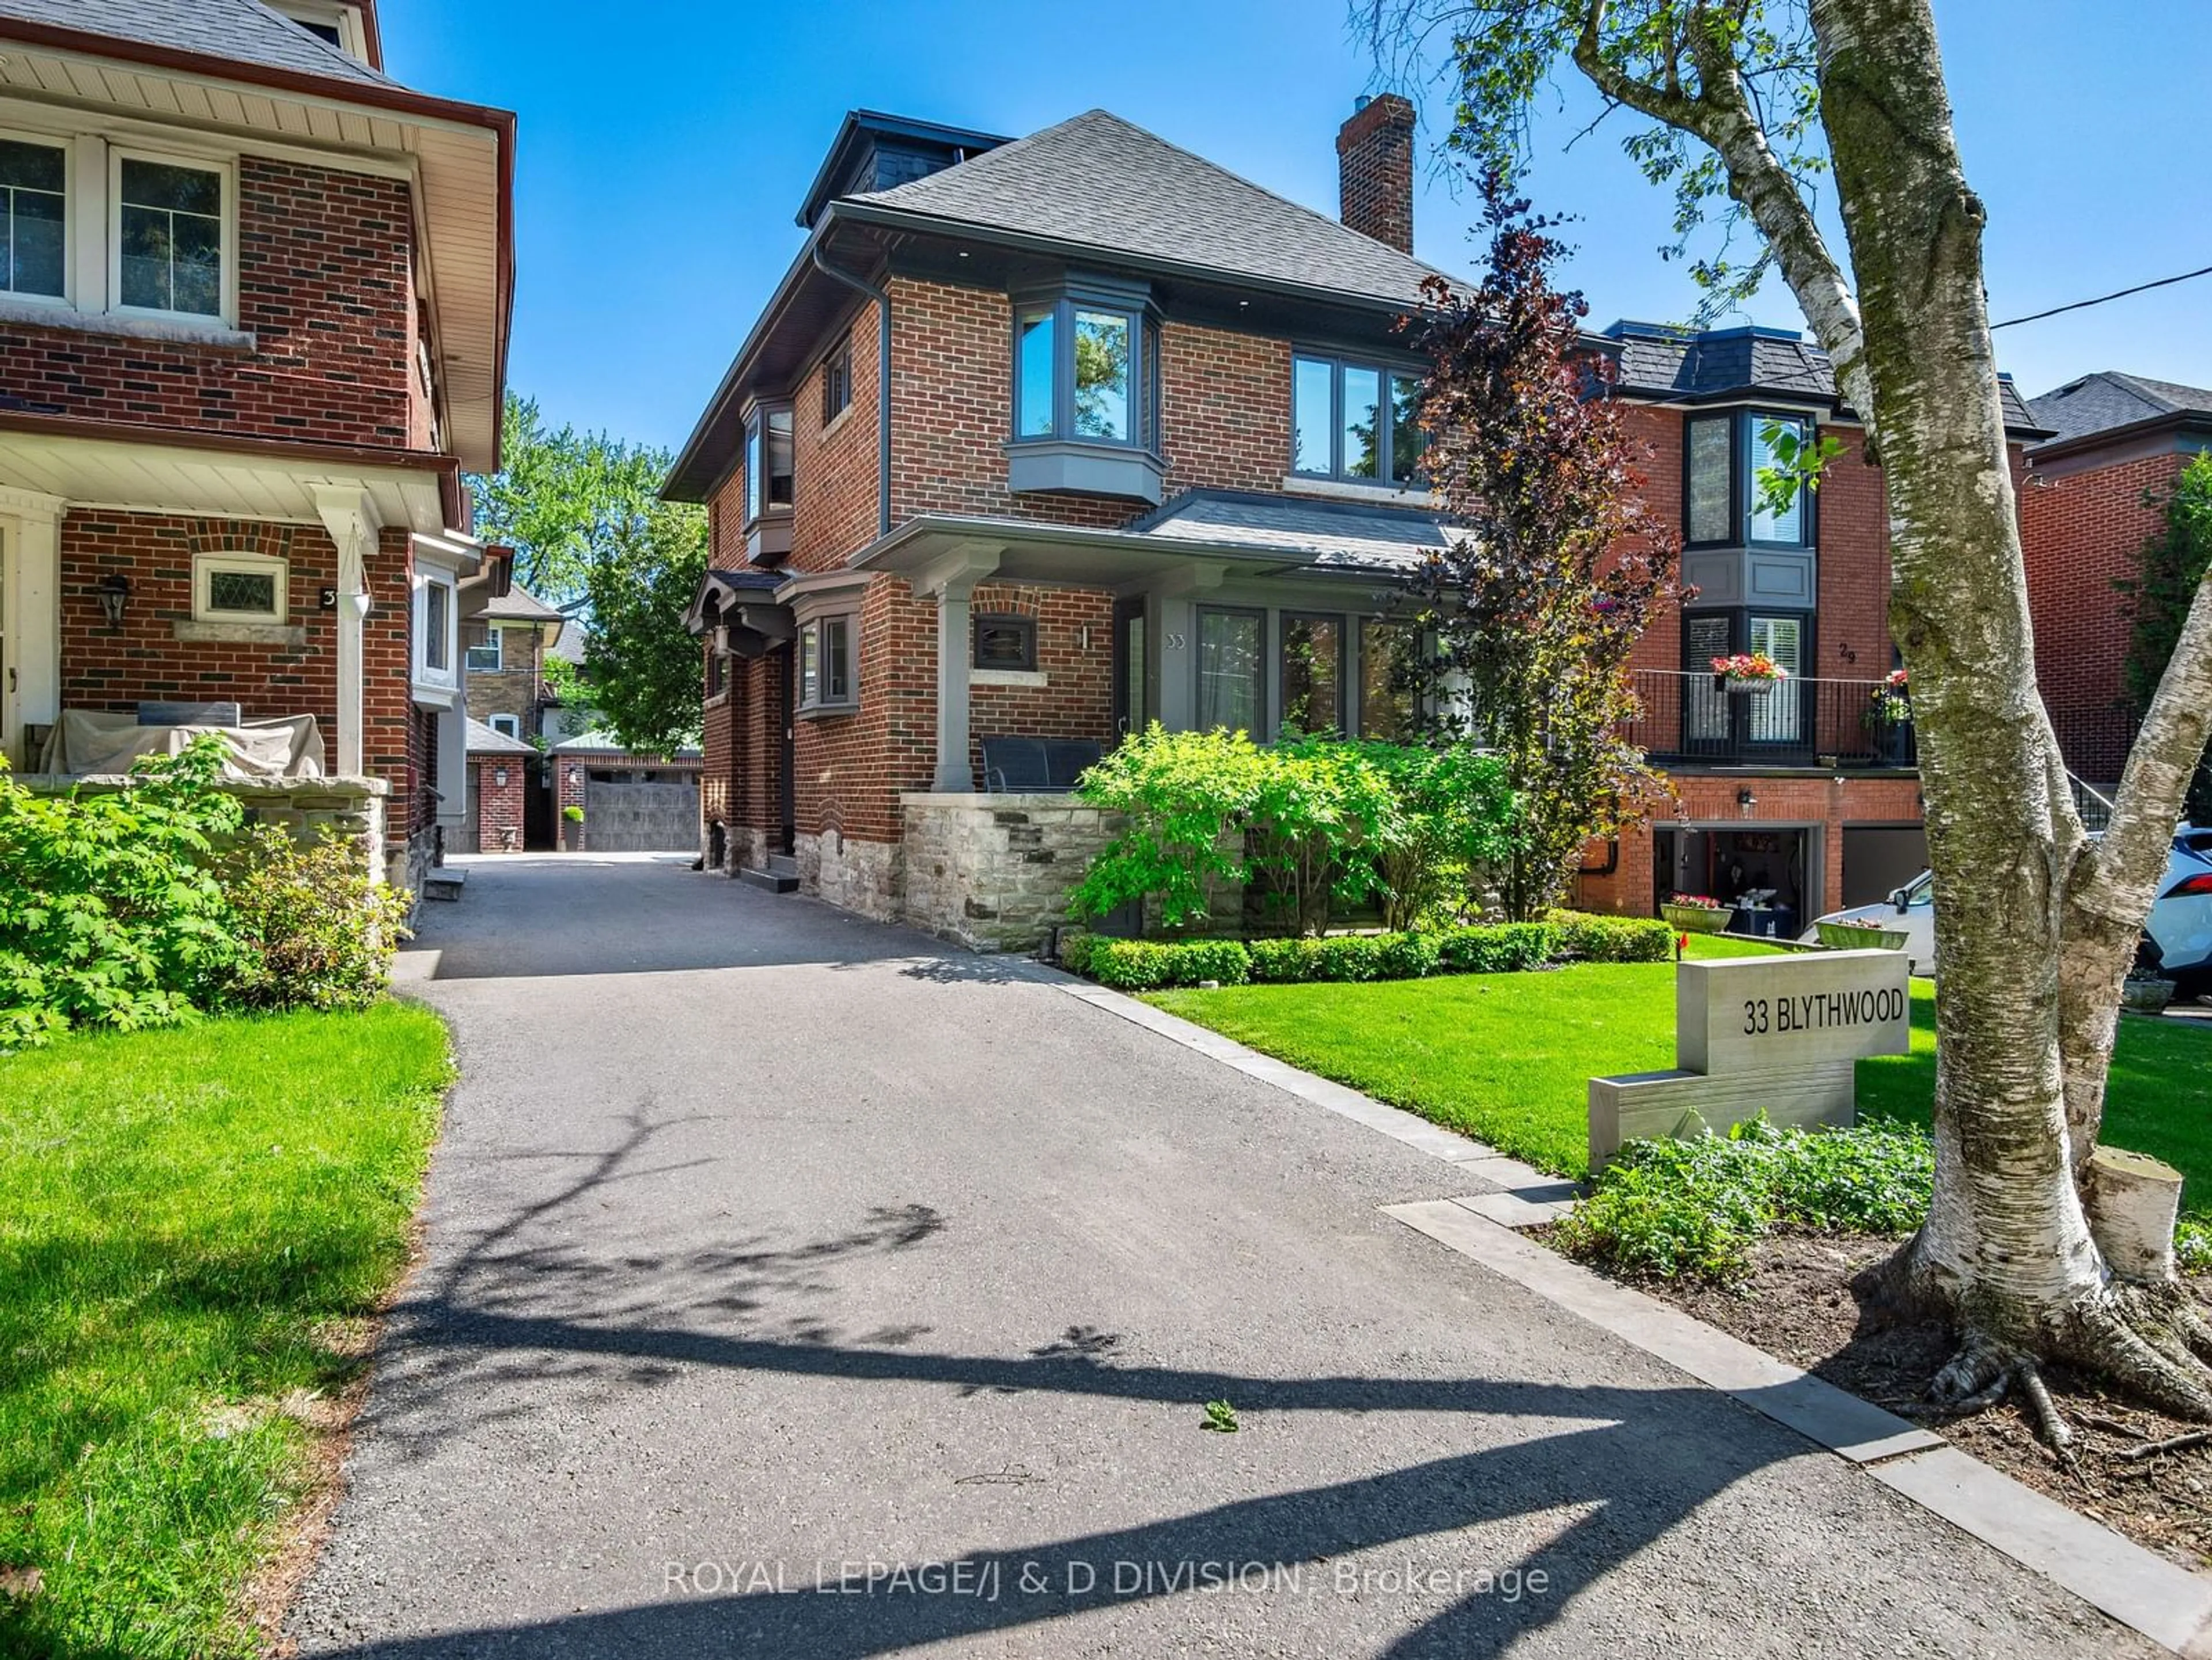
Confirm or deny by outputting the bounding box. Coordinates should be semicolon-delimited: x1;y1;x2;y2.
1570;0;1873;428
2078;557;2212;922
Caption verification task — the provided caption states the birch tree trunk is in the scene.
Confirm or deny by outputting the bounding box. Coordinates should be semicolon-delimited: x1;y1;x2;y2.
1808;0;2212;1413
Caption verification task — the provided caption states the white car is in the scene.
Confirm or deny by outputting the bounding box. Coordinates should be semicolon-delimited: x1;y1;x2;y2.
1804;828;2212;987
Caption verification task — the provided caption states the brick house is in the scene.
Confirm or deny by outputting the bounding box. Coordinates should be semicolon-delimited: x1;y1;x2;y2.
2018;371;2212;794
0;0;513;893
666;100;2038;945
457;582;562;851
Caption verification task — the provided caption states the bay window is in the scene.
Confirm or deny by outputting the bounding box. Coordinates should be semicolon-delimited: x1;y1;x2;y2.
744;404;794;524
1007;278;1164;502
1292;353;1425;486
1683;408;1816;549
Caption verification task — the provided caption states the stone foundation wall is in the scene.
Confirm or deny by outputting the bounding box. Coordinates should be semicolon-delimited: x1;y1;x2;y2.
900;793;1124;951
796;829;903;923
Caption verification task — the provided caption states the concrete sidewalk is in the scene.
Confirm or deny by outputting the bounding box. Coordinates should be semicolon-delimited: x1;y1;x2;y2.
287;856;2145;1657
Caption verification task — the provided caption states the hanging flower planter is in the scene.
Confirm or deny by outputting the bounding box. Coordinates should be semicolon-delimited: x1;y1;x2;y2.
1711;651;1787;695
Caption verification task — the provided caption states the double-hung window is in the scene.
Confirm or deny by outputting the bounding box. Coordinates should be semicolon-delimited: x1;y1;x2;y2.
1683;410;1815;548
464;623;502;673
115;153;227;320
0;136;67;301
798;615;855;711
821;334;853;425
1293;354;1424;484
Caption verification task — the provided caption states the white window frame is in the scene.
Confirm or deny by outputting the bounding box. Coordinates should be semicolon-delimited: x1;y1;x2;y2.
108;145;236;328
486;712;521;740
192;551;287;624
266;1;372;62
464;621;503;673
415;573;456;688
0;125;71;309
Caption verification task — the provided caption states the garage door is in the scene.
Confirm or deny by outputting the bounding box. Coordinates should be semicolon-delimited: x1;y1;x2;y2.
581;772;699;852
1842;825;1927;909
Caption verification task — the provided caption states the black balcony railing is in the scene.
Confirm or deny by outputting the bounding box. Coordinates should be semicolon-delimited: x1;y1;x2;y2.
1623;670;1917;770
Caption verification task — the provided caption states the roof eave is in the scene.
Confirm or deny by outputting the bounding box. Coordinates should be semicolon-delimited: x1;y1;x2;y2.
2028;408;2212;463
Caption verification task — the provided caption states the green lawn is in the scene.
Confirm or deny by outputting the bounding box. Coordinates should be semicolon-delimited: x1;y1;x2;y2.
0;1003;452;1660
1147;942;2211;1212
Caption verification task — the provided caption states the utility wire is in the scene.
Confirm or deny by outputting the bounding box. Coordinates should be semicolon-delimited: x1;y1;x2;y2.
1991;263;2212;329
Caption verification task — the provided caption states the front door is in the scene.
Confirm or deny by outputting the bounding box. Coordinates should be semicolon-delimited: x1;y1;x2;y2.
1112;597;1147;740
777;643;797;855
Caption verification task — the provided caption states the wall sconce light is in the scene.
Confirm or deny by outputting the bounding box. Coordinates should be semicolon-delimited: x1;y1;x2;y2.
493;768;509;787
1736;787;1758;812
97;573;131;628
567;765;582;785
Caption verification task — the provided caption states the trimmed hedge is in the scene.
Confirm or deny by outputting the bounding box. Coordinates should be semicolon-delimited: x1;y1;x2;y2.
1544;908;1672;964
1063;921;1560;993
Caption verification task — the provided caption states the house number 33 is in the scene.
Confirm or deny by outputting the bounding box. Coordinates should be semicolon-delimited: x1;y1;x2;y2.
1163;631;1187;651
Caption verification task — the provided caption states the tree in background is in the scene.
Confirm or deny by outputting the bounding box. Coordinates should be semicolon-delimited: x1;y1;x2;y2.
465;393;707;756
2119;453;2212;825
1365;0;2212;1418
1410;171;1679;923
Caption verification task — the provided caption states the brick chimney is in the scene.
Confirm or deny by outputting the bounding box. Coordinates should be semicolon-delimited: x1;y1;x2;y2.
1336;93;1416;253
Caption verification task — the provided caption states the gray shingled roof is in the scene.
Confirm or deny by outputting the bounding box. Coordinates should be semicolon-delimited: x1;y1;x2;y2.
849;109;1452;308
0;0;395;84
1603;320;2045;431
2029;370;2212;448
478;585;567;625
1133;490;1452;574
463;717;533;756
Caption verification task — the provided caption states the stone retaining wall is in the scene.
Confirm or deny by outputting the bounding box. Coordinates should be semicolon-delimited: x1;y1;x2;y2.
900;793;1125;951
19;773;393;888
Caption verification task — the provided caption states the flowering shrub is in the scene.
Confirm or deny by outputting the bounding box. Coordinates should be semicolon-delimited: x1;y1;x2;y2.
1866;668;1911;727
1660;893;1727;911
1710;651;1788;683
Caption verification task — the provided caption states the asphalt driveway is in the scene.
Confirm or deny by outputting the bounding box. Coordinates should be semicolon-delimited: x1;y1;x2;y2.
286;855;2145;1658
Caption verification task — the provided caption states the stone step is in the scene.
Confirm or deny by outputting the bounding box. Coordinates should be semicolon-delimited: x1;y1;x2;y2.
766;853;800;878
739;865;800;895
423;867;466;902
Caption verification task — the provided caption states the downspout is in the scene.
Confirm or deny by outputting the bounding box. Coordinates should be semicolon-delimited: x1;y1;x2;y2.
808;239;893;537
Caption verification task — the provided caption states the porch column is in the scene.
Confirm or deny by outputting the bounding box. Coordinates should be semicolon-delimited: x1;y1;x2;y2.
916;543;1001;794
0;488;66;768
313;487;384;778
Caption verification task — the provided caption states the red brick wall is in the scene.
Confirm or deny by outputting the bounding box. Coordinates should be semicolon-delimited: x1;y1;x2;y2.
2018;448;2183;787
556;752;586;850
471;756;526;852
885;276;1289;530
58;511;418;848
794;305;882;571
0;157;419;450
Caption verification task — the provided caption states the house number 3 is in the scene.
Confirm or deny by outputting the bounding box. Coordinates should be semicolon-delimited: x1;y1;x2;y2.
1163;631;1187;651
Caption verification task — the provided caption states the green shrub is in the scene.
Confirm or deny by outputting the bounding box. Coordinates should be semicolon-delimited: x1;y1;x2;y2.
562;804;585;824
1245;937;1311;983
1080;937;1252;991
1433;922;1555;974
1070;727;1516;935
0;738;244;1048
217;826;411;1013
1552;1117;1936;1283
1544;908;1672;964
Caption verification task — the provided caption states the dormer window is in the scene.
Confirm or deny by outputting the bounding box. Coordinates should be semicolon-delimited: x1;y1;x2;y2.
1006;277;1165;504
267;1;372;63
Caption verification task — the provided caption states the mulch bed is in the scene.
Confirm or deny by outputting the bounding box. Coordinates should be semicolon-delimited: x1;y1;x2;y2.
1596;1229;2212;1574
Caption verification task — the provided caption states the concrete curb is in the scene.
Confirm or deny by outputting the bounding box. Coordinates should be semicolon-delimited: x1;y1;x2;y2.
1046;967;2212;1658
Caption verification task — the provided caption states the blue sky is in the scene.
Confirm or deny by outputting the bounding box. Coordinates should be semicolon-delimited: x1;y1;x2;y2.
380;1;2211;454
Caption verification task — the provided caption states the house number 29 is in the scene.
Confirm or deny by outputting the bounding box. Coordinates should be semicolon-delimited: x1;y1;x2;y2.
1163;631;1187;651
